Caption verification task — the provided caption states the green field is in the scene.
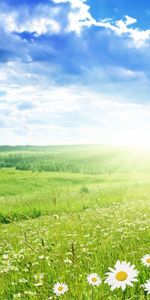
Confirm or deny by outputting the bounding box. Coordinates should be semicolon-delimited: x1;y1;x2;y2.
0;146;150;299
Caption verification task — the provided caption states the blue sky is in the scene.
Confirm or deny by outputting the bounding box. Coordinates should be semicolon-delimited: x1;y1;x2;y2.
1;0;150;145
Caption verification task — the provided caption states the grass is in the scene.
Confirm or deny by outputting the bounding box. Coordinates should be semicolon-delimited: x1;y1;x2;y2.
0;146;150;299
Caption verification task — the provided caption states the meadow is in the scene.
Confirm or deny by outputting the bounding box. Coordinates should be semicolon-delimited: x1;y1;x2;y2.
0;145;150;299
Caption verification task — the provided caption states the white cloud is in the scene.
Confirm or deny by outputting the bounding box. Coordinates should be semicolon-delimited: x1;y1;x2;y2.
124;15;137;26
20;18;60;35
96;16;150;47
114;16;150;46
53;0;94;33
52;0;150;46
1;60;150;145
1;0;150;46
0;5;61;35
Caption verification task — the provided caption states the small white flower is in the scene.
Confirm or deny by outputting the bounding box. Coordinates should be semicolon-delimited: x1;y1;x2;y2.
105;261;138;291
39;255;45;260
141;254;150;267
53;282;68;296
34;273;44;281
10;266;19;272
32;262;39;266
12;282;17;286
64;258;72;264
143;279;150;294
23;268;29;272
87;273;102;286
24;291;36;296
13;293;22;299
2;254;9;260
18;278;28;283
34;282;43;287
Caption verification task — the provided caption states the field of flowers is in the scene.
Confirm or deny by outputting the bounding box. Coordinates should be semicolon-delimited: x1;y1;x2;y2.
0;197;150;299
0;146;150;299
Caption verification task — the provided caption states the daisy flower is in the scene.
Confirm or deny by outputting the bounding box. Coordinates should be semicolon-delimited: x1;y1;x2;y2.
141;254;150;267
105;261;138;291
87;273;102;286
143;279;150;294
53;282;68;296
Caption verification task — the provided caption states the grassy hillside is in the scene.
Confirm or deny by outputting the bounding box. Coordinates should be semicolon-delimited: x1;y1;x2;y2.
0;167;150;224
0;146;150;299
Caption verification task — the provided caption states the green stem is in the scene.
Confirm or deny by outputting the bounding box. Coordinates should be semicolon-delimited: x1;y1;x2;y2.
92;288;95;300
123;291;126;300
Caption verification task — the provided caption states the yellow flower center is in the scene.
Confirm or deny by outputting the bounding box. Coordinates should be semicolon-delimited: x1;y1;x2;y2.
92;277;97;283
146;258;150;264
115;271;128;281
58;286;63;292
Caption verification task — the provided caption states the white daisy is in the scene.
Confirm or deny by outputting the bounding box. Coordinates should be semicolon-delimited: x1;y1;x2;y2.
141;254;150;267
87;273;102;286
53;282;68;296
105;261;138;291
143;279;150;294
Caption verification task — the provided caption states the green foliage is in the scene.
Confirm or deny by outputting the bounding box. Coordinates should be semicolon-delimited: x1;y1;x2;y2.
79;186;89;193
0;197;149;299
1;145;150;174
0;146;150;298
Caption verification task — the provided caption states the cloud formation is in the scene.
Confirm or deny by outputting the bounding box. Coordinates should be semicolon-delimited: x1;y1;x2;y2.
1;0;150;145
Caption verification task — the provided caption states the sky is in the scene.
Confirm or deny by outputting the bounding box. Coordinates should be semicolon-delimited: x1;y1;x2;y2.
1;0;150;145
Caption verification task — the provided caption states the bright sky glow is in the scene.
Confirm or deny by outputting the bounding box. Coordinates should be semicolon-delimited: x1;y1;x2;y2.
1;0;150;145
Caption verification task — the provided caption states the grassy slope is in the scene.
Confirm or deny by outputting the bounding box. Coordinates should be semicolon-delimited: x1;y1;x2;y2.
0;146;150;299
0;167;150;223
0;195;149;299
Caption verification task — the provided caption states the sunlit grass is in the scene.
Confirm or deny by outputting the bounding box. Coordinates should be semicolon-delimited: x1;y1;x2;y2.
0;198;149;299
0;146;150;299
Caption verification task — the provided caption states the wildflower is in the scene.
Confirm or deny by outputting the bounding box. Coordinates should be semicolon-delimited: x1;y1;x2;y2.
23;268;29;272
39;255;45;260
64;258;72;264
18;278;28;283
2;254;9;260
142;279;150;294
34;273;44;281
24;291;36;296
12;282;17;286
34;282;43;287
10;266;19;272
105;261;138;291
87;273;102;286
141;254;150;267
53;282;68;296
32;262;39;266
13;293;22;299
